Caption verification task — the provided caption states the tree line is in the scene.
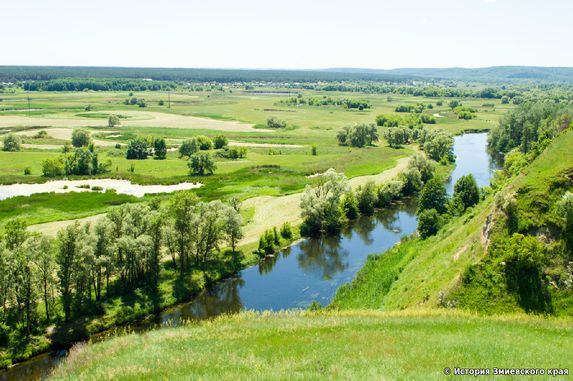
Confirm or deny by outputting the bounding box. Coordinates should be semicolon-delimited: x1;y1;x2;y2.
0;194;242;362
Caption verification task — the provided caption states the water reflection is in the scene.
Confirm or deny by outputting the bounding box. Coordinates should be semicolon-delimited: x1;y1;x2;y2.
297;235;349;280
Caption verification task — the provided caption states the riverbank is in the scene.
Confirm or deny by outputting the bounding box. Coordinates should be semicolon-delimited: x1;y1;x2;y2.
1;151;417;374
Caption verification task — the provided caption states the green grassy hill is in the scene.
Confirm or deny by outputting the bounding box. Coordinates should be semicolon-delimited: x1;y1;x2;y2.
50;310;572;381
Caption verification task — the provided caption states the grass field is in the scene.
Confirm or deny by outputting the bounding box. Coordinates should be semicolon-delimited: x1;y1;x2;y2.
49;310;573;381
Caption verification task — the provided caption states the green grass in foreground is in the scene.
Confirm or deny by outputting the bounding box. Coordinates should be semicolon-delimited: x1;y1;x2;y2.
50;310;573;381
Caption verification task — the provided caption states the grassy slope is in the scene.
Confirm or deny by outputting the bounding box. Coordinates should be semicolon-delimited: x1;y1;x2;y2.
332;129;573;314
50;310;573;381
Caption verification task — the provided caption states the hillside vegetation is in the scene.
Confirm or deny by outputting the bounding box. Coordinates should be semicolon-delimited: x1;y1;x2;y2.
50;310;572;381
333;103;573;316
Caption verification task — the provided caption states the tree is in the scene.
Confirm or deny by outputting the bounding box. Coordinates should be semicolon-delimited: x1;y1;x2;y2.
408;153;435;182
453;174;480;210
153;138;167;160
179;138;199;158
399;167;423;195
337;124;379;147
557;192;573;253
71;129;91;147
32;235;56;323
2;133;21;152
267;117;286;129
418;209;440;238
356;181;377;215
188;152;216;176
108;114;121;127
213;135;228;149
418;178;448;214
300;169;349;235
423;133;454;162
224;205;243;255
341;191;359;219
126;137;150;160
383;127;411;148
56;222;83;321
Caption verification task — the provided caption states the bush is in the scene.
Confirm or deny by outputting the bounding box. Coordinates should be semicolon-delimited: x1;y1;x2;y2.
35;130;48;138
279;222;293;240
267;117;287;129
71;129;91;147
42;157;65;177
196;136;213;150
218;146;247;159
23;167;31;175
337;124;379;147
126;137;150;160
453;174;480;210
375;114;401;127
376;181;403;207
341;191;359;219
399;168;423;195
153;138;167;160
213;135;228;149
108;114;121;127
188;152;216;176
179;139;199;158
311;144;317;156
418;178;448;214
2;133;21;151
418;209;440;238
383;127;411;148
356;181;377;215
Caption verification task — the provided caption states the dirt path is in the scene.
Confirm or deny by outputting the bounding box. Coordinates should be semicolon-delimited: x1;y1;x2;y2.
229;141;303;148
0;111;264;132
26;156;411;243
15;128;123;147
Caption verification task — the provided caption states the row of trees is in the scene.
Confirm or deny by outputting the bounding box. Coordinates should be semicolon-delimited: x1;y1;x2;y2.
0;194;242;341
417;174;480;238
383;126;454;163
336;124;379;147
42;145;110;177
279;95;371;110
488;102;573;157
126;137;167;160
179;135;228;158
299;154;438;236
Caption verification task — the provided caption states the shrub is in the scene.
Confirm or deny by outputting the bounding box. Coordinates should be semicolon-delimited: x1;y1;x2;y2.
42;157;65;177
267;117;287;129
376;181;403;207
418;209;440;238
376;114;401;127
337;124;379;147
341;191;359;219
23;167;31;175
188;152;216;176
280;222;293;240
453;174;480;210
35;130;48;138
196;136;213;150
126;137;150;160
311;144;317;156
71;129;91;147
418;178;448;214
356;181;377;215
399;168;423;195
179;139;199;158
2;133;21;151
108;114;121;127
153;138;167;160
213;135;228;149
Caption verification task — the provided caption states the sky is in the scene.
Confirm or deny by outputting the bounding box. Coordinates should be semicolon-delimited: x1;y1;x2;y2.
2;0;572;69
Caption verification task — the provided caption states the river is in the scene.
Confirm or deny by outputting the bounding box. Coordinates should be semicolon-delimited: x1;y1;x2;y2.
1;132;497;380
